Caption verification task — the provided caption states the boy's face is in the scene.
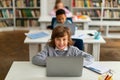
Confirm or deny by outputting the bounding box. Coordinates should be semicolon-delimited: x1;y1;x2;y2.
55;34;68;50
56;14;66;24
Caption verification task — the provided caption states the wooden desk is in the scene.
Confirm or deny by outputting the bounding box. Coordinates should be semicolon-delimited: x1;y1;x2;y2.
24;30;105;61
38;16;91;29
5;61;120;80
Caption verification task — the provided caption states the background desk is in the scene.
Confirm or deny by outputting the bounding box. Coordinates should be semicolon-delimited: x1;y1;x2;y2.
5;61;120;80
24;30;105;61
38;16;91;29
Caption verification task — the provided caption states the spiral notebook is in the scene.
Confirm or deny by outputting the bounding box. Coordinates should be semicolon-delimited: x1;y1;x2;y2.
84;63;110;74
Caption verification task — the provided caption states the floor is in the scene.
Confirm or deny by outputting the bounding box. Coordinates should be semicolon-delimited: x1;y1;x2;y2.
0;30;120;80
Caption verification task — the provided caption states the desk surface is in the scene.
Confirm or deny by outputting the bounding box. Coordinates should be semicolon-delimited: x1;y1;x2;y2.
24;30;105;44
5;61;120;80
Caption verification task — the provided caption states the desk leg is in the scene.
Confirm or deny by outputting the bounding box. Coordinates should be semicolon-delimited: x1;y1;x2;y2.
29;44;39;61
84;44;88;52
105;25;109;37
41;44;46;50
40;22;47;29
83;22;89;30
93;43;100;61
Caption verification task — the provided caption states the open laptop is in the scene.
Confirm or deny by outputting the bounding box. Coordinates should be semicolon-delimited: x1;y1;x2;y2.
46;56;83;77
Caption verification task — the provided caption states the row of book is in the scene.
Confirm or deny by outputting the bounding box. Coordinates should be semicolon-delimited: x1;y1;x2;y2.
103;10;120;18
74;9;101;18
72;0;102;7
104;0;119;7
0;9;13;18
16;19;39;27
0;20;13;27
15;0;40;7
15;9;40;18
0;0;12;7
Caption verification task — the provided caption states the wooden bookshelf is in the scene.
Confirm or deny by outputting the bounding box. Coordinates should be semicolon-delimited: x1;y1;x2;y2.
71;0;102;21
0;0;14;29
103;0;120;21
71;0;120;21
14;0;40;29
0;0;41;31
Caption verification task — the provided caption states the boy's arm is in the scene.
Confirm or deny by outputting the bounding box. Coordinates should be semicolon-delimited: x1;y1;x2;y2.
75;48;94;66
53;21;58;28
32;45;49;66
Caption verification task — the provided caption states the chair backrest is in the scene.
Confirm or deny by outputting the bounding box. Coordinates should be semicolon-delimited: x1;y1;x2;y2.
50;17;73;29
72;39;84;51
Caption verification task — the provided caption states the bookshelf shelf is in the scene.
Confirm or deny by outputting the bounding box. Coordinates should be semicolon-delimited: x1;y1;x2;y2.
0;18;13;20
0;0;41;31
0;7;13;9
15;7;40;9
72;7;101;10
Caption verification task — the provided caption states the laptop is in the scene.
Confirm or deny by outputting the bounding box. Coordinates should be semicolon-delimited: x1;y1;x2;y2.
54;23;76;35
46;56;83;77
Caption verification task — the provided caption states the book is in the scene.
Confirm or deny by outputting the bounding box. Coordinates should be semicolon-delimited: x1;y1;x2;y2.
84;63;110;74
25;32;49;39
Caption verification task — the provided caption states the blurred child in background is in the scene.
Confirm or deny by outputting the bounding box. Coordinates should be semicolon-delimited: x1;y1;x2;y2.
49;0;72;17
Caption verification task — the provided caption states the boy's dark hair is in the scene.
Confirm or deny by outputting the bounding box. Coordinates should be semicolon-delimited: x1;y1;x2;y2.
56;9;65;16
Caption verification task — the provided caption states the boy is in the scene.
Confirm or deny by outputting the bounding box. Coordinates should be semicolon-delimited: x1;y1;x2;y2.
53;9;76;35
32;26;94;66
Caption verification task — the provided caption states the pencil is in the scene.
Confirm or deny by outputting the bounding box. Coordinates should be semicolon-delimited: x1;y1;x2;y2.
104;75;109;80
107;76;112;80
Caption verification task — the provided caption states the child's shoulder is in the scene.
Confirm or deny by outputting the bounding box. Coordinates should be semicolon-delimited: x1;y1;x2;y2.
66;20;72;24
45;44;54;50
69;46;79;50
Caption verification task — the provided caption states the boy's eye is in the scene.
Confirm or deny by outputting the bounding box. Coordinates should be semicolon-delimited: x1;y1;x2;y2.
63;38;66;41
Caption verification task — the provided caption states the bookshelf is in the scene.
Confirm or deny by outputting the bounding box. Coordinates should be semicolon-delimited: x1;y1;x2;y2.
0;0;41;31
71;0;120;21
0;0;14;31
71;0;120;38
103;0;120;21
71;0;102;21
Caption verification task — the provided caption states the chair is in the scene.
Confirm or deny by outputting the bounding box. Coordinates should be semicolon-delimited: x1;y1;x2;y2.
47;17;73;29
72;38;84;51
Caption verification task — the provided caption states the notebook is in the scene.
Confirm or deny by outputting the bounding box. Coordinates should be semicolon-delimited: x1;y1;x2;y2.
84;63;110;74
46;56;83;77
25;32;49;39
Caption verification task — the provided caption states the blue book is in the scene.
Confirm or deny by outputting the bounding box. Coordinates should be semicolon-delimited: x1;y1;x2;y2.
26;32;49;39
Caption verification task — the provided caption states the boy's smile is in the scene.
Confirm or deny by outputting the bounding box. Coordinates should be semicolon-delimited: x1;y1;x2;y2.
55;35;68;50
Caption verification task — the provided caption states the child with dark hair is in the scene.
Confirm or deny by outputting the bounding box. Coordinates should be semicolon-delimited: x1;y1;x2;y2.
53;9;76;35
32;26;94;66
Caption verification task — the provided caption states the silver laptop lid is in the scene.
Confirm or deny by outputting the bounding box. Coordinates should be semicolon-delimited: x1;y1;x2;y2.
46;56;83;77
